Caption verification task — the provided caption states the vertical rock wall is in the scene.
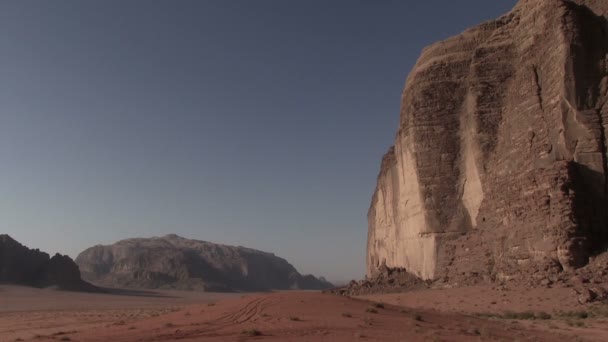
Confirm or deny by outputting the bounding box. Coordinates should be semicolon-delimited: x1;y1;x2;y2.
368;0;608;281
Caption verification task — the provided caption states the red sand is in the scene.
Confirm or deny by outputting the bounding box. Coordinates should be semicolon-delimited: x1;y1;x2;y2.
2;285;607;341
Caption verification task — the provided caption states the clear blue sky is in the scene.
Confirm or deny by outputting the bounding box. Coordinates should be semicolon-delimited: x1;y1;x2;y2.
0;0;516;283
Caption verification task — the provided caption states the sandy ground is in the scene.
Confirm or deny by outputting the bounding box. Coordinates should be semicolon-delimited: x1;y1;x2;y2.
360;285;608;342
0;287;574;342
2;284;607;341
0;285;237;341
359;285;586;314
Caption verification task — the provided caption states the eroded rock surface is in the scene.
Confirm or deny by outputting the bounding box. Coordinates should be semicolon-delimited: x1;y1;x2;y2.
327;264;429;296
0;234;98;291
76;234;333;292
368;0;608;285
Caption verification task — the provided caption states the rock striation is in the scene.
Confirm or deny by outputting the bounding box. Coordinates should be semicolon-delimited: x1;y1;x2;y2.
0;234;98;291
368;0;608;285
76;234;333;292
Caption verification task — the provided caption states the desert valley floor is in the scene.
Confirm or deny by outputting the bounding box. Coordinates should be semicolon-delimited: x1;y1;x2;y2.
1;285;607;342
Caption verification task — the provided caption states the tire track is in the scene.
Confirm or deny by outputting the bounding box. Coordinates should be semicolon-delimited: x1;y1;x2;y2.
145;296;274;341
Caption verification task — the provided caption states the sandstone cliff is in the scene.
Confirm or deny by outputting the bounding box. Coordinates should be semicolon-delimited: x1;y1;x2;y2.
0;234;98;291
76;234;333;292
368;0;608;284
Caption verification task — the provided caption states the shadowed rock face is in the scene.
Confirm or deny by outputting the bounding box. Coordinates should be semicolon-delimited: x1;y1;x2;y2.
0;234;98;291
368;0;608;282
76;234;333;292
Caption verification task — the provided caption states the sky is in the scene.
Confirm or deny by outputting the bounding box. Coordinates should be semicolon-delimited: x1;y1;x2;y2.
0;0;516;283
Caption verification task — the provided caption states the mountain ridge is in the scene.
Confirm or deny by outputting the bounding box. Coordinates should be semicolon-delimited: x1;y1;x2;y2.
0;234;99;292
76;234;333;292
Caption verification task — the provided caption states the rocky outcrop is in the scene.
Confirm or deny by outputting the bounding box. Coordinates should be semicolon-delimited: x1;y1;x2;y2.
368;0;608;284
328;265;429;297
76;234;333;292
0;234;98;291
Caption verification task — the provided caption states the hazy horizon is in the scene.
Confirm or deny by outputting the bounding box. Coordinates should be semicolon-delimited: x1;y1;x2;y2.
1;0;516;283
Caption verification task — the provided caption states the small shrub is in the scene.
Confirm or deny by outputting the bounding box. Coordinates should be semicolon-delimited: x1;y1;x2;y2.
164;323;175;328
557;311;588;319
478;326;491;338
567;320;585;327
207;303;216;307
289;316;300;321
241;328;262;336
502;311;517;319
473;312;494;318
342;312;352;318
373;303;385;309
537;311;552;320
591;304;608;317
503;311;535;320
52;331;76;336
366;308;378;314
414;314;423;321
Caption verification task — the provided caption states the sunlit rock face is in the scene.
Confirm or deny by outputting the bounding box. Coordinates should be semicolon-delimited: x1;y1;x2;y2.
368;0;608;281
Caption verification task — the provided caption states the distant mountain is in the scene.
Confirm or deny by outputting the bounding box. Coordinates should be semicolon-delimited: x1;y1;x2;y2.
75;234;333;292
0;234;98;292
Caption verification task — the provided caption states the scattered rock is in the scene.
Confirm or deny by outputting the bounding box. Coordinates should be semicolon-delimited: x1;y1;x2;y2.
326;265;429;296
577;288;598;304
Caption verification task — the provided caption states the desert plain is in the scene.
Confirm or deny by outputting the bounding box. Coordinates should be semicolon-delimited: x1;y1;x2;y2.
2;284;608;342
2;0;608;341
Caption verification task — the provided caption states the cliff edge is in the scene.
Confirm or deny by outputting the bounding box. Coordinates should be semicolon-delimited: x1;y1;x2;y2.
367;0;608;287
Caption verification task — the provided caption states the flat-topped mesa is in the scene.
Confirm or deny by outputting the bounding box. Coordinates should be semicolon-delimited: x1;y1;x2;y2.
76;234;333;292
368;0;608;282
